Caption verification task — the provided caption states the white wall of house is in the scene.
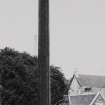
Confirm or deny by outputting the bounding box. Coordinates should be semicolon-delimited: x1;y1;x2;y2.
92;94;105;105
70;76;80;94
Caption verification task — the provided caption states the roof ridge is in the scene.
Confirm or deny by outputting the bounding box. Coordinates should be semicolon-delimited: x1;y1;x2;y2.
70;93;96;97
78;74;105;77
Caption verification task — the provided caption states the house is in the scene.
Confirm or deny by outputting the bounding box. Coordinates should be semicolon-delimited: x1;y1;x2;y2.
68;73;105;95
62;73;105;105
62;92;105;105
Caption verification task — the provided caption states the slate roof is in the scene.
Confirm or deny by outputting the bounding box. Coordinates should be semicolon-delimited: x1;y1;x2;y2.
77;74;105;88
70;94;96;105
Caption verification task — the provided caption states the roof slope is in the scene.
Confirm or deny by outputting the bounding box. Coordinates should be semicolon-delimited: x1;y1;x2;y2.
70;94;96;105
77;74;105;88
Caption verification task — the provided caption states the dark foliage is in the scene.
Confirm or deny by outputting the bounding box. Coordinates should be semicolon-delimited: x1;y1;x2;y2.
0;47;68;105
50;66;68;105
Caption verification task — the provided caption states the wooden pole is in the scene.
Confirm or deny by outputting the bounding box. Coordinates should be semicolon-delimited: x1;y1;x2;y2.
38;0;50;105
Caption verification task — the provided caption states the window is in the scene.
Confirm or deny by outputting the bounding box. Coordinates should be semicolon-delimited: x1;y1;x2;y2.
84;87;91;92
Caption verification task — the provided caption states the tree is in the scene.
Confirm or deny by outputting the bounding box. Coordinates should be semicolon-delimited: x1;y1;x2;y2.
0;47;68;105
50;66;68;105
1;47;39;105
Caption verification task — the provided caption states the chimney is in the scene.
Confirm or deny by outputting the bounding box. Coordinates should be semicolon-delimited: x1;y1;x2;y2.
73;70;79;78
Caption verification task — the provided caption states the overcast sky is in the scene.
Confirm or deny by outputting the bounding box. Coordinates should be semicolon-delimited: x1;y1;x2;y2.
0;0;105;78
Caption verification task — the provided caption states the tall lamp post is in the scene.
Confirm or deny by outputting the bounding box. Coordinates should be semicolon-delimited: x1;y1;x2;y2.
38;0;50;105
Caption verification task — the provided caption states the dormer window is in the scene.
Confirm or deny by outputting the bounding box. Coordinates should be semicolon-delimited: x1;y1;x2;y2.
84;87;91;92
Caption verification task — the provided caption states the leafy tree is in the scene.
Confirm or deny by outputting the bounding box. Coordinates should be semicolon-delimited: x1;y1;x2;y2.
0;47;68;105
1;47;39;105
50;66;68;105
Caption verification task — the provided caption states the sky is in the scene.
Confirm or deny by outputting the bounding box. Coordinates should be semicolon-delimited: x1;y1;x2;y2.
0;0;105;78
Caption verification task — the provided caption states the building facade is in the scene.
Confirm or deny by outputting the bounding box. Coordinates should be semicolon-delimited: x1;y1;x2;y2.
62;73;105;105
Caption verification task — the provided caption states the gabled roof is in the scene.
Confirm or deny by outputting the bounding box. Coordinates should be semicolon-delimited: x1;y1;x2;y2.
77;74;105;88
70;94;96;105
90;92;105;105
69;74;105;88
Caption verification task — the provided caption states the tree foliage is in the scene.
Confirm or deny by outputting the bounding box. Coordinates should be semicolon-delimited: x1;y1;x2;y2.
0;47;68;105
50;66;68;105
